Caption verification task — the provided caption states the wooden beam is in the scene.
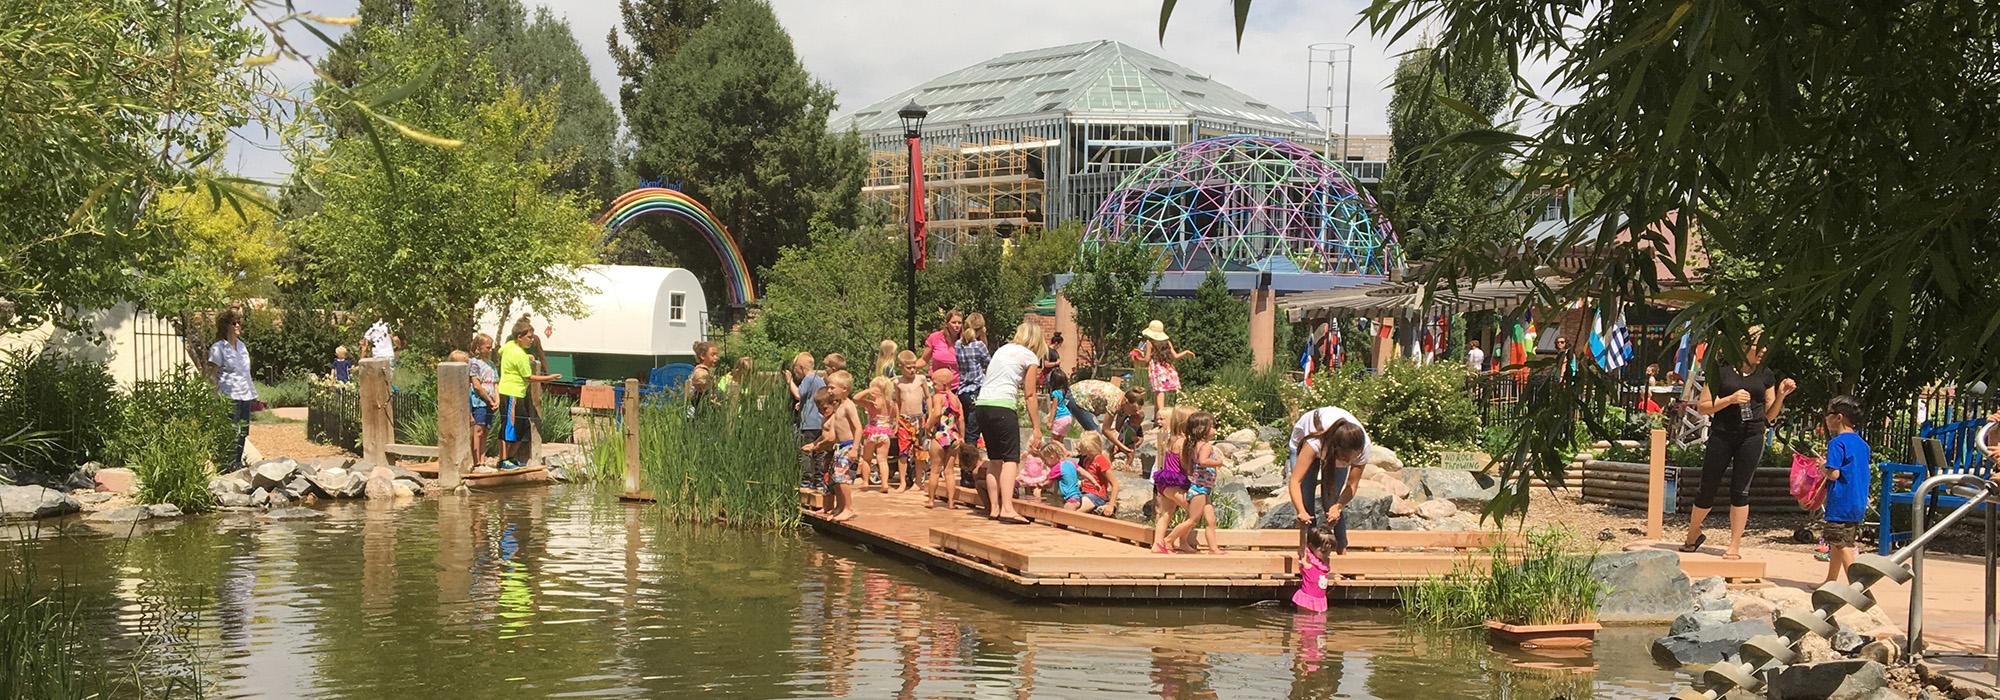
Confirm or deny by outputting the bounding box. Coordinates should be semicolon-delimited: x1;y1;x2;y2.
1250;287;1275;370
1647;427;1667;540
929;528;1290;578
527;380;544;465
622;378;643;498
358;357;393;466
436;361;470;490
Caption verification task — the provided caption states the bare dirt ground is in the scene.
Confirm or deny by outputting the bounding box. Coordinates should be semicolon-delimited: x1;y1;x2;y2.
248;421;348;462
1518;485;1993;558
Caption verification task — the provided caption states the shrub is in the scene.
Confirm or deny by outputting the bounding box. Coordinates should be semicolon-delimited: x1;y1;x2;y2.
130;418;218;512
540;394;575;443
1285;361;1480;467
1212;363;1292;426
242;307;351;383
113;369;235;479
1177;384;1258;435
253;373;313;409
0;350;121;479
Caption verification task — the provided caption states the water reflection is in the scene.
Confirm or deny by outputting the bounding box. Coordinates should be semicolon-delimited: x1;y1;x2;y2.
5;486;1686;699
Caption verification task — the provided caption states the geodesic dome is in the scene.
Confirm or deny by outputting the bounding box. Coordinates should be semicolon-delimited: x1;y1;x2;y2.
1083;135;1399;276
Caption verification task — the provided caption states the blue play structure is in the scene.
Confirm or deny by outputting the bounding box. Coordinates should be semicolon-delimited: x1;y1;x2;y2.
609;363;696;407
1876;417;1996;554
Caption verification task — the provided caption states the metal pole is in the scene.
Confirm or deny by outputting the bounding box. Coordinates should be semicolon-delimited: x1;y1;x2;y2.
1987;485;1996;665
906;134;919;350
1340;45;1353;162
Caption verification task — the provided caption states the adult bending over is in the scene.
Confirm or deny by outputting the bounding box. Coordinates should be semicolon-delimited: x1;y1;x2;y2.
1285;406;1372;557
1680;329;1796;560
973;321;1048;524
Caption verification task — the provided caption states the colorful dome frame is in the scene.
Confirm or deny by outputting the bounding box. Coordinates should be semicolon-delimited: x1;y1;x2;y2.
1082;135;1399;277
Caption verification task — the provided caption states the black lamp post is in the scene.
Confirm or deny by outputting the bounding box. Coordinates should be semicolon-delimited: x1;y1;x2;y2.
898;100;927;349
995;220;1018;240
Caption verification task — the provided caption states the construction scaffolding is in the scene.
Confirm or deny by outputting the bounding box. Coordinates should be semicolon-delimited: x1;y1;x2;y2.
864;138;1051;257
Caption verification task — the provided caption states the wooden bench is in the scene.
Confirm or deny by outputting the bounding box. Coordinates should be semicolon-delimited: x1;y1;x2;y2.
1011;497;1520;551
1877;418;1996;555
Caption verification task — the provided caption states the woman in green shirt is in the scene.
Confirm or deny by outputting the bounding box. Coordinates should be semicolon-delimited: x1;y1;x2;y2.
497;316;560;469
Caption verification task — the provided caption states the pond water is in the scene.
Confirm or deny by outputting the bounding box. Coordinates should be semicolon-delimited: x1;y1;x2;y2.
6;487;1692;698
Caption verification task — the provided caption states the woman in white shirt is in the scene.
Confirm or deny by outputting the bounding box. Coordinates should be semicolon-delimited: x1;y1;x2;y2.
972;321;1049;524
205;309;260;470
1285;406;1373;556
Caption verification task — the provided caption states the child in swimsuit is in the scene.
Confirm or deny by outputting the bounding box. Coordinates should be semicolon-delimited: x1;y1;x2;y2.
1150;407;1194;553
855;376;897;491
925;369;964;509
1164;410;1223;555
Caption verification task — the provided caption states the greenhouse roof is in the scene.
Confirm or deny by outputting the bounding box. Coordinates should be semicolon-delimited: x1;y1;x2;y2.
838;40;1318;136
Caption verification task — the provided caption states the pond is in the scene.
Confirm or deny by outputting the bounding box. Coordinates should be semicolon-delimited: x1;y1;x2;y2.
5;487;1691;698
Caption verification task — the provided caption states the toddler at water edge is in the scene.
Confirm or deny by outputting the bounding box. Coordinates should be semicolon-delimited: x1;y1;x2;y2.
1061;432;1118;516
892;350;929;493
802;371;862;522
1819;395;1872;584
1292;523;1338;613
1018;441;1061;501
1164;411;1224;555
1047;368;1075;440
1102;386;1148;473
802;387;839;507
924;368;964;510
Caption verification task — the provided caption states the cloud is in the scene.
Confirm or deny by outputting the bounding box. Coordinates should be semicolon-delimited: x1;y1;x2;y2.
231;0;1417;180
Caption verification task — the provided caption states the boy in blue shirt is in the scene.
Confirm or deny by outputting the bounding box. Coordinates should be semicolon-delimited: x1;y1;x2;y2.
1821;395;1872;584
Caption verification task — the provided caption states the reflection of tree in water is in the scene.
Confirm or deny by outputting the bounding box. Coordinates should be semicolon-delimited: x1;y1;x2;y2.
1367;625;1599;699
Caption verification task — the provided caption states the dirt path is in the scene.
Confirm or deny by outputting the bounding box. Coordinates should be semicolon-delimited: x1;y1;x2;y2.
247;421;350;462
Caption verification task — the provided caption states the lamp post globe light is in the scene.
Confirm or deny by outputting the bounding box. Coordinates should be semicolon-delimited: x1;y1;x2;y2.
995;220;1017;240
898;100;927;348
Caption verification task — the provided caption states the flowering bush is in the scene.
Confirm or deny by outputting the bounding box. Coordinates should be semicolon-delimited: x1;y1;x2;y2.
1177;384;1258;435
1284;361;1479;468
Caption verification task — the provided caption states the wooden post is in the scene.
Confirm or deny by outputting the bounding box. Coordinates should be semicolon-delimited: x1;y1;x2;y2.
436;362;470;490
358;357;393;466
1249;287;1276;370
527;380;544;466
1371;317;1396;370
1054;292;1078;375
622;378;642;497
1647;427;1668;540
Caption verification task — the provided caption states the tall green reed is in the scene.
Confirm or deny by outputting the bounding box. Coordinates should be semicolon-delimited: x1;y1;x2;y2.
627;379;802;529
1401;525;1605;627
0;556;203;699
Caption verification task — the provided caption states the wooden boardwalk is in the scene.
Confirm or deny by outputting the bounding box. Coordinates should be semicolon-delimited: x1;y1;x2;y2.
803;488;1768;602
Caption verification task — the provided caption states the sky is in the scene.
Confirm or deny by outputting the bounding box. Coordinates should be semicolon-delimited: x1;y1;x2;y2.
230;0;1417;181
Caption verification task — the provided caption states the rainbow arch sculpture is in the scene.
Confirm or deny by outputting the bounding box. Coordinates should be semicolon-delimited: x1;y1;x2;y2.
596;187;756;307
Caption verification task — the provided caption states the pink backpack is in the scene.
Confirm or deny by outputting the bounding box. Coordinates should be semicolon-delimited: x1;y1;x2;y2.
1789;452;1827;510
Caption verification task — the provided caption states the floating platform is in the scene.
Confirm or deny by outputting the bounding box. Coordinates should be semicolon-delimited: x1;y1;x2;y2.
405;462;549;488
803;489;1770;602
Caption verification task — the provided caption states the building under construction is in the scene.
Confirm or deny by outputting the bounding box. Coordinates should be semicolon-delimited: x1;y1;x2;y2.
839;40;1380;256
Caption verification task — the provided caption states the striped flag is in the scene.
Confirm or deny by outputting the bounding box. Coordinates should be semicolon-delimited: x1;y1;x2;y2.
1588;311;1611;369
1674;332;1694;378
1330;320;1344;366
1300;332;1317;385
1606;310;1632;370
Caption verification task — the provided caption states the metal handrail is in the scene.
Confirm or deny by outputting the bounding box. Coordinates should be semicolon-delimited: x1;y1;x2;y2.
1907;473;2000;672
1673;474;1999;699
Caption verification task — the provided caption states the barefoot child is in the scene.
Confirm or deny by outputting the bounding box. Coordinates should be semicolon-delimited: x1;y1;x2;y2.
925;369;963;508
467;334;499;469
855;376;897;491
1151;406;1194;554
1102;386;1147;473
1019;441;1061;501
1137;320;1194;428
802;388;840;511
1165;411;1224;555
893;351;929;493
803;372;863;521
961;442;988;512
1820;395;1871;584
1046;368;1075;440
1072;432;1120;516
1291;523;1338;613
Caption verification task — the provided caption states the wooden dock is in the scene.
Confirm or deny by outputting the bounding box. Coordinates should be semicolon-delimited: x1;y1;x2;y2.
804;488;1768;602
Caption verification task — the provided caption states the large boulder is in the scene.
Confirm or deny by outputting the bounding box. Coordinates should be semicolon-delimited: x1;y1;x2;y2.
1766;659;1889;700
85;505;152;523
1211;481;1256;528
1416;499;1459;520
1650;619;1774;667
145;504;183;519
251;459;299;490
1592;550;1696;623
1735;586;1813;622
1224;428;1258;445
1388;496;1417;516
306;469;359;499
209;470;252;496
1670;609;1735;636
1343;481;1393;530
1257;500;1300;529
1069;379;1124;415
1257;425;1285;444
0;485;81;520
1368;471;1411;499
1406;468;1501;506
263;506;325;521
91;467;137;495
1365;444;1403;471
217;492;256;508
1114;480;1156;525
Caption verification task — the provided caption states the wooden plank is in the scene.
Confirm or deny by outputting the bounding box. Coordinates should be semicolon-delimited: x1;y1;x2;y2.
436;362;470;490
387;443;440;458
929;527;1290;578
1010;500;1519;552
619;490;657;503
406;462;548;487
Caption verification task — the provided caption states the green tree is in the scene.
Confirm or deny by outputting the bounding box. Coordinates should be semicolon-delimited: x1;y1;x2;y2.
607;0;722;111
1379;42;1514;260
1165;0;2000;517
1066;240;1163;368
290;10;597;349
919;224;1081;337
137;185;289;319
1168;267;1248;384
754;220;903;363
0;0;274;333
624;0;867;280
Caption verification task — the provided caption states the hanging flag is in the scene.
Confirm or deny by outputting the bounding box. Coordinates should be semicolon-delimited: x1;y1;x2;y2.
1329;320;1344;367
1606;310;1632;371
1508;320;1528;368
1299;332;1317;386
1588;311;1612;369
908;134;927;270
1674;332;1693;378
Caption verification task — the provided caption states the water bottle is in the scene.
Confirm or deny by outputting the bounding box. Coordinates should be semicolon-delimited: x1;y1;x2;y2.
1739;396;1757;423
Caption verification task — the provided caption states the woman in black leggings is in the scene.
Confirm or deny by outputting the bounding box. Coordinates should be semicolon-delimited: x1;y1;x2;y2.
1680;331;1796;560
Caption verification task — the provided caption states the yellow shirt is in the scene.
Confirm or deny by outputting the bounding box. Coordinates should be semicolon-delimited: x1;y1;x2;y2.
497;341;533;397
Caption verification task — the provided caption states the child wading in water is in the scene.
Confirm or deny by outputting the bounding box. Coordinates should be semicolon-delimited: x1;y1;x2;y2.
1292;523;1338;612
1820;395;1872;584
803;371;862;521
1165;411;1224;555
854;376;897;491
892;350;929;493
925;368;963;509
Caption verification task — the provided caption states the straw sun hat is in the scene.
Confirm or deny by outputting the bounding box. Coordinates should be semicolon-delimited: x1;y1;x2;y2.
1141;320;1169;342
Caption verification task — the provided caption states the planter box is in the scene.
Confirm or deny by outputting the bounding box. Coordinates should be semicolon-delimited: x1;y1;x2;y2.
1484;620;1600;649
